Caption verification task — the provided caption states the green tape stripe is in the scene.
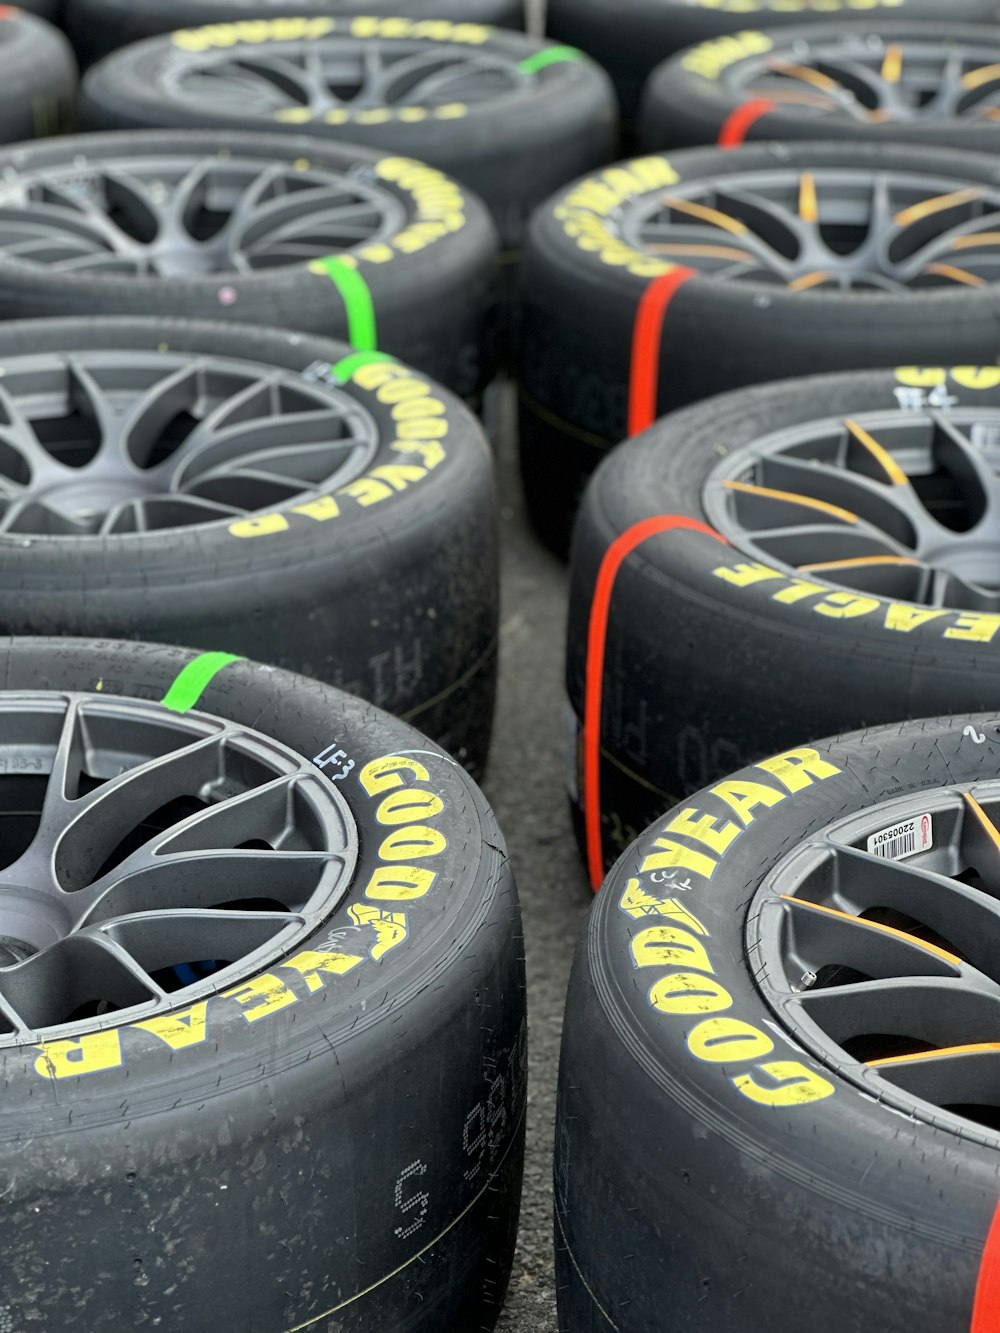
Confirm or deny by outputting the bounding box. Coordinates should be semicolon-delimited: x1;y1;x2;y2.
331;349;395;383
161;652;242;714
518;45;584;74
308;257;378;351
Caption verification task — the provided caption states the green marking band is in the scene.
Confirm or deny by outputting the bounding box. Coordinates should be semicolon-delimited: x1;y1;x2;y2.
331;349;395;383
518;45;584;74
308;257;378;351
162;652;242;713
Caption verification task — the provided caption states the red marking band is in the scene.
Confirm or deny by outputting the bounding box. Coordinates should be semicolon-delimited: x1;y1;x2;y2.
627;267;696;438
583;515;726;891
972;1201;1000;1332
718;98;777;148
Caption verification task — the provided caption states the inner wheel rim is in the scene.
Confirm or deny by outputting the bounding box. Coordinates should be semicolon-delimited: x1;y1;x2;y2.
621;168;1000;290
166;39;525;119
726;35;1000;125
0;692;357;1043
749;779;1000;1142
0;350;379;537
0;152;405;276
703;405;1000;610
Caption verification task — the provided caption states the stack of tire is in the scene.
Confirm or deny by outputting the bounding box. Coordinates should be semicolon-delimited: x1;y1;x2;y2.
529;4;1000;1333
0;3;623;1329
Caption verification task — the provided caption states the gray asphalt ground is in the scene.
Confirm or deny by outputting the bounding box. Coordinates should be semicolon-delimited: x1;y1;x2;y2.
490;5;579;1327
484;388;592;1333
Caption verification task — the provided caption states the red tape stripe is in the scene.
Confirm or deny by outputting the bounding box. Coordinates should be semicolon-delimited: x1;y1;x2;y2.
718;97;776;148
583;515;727;891
627;267;696;438
973;1201;1000;1332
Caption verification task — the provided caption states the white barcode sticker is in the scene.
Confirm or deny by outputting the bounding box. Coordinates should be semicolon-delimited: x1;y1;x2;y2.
866;814;933;861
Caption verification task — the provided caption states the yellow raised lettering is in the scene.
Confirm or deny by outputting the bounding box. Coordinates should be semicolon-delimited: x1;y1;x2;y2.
733;1061;835;1106
755;747;841;792
711;778;785;825
34;1031;123;1080
359;755;431;796
663;806;741;855
631;926;714;973
282;950;364;992
687;1017;774;1062
650;972;732;1016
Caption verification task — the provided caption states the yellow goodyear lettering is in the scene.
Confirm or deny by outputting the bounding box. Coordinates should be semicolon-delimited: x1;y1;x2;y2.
227;365;449;538
554;157;681;278
173;16;335;50
623;824;836;1110
631;925;714;973
133;1002;210;1051
360;749;448;902
755;747;841;792
640;837;719;880
681;31;773;80
688;1016;775;1062
364;864;437;901
650;971;732;1015
281;950;365;992
360;754;431;796
34;1031;124;1080
224;972;298;1022
376;787;445;825
734;1061;835;1107
897;365;1000;390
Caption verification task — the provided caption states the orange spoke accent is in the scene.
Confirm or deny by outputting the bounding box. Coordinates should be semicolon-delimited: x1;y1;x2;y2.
798;171;819;223
769;60;841;94
798;555;916;572
895;188;981;227
788;270;831;291
845;418;909;485
978;106;1000;121
963;792;1000;857
881;43;903;84
661;195;747;236
866;108;894;123
723;480;858;524
962;62;1000;90
746;87;838;109
923;262;986;287
949;232;1000;249
643;243;753;261
870;1043;1000;1068
779;896;963;968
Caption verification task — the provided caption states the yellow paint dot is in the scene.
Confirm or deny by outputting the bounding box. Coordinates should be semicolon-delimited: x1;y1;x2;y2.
294;158;310;171
398;106;428;121
324;109;351;125
434;103;468;119
275;107;312;123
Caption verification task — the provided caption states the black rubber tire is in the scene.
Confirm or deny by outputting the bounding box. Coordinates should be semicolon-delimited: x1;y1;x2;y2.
557;713;1000;1333
519;140;1000;556
546;0;1000;129
65;0;525;66
76;21;618;251
0;8;76;142
0;317;499;777
640;20;1000;151
0;131;498;398
566;365;1000;873
0;635;525;1333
